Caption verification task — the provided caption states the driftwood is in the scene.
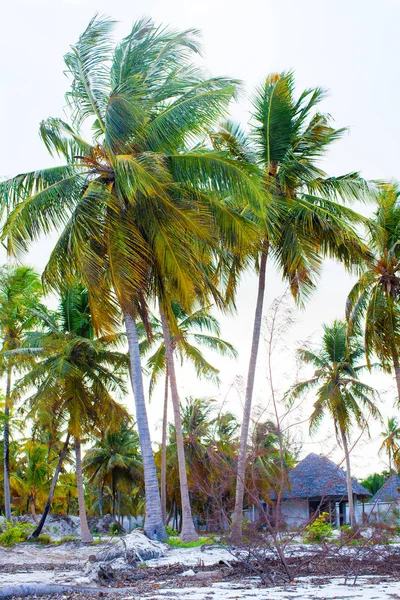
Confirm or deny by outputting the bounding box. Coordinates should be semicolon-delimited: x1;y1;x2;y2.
0;584;130;598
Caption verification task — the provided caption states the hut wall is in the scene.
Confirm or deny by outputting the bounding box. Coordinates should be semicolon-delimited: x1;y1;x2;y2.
280;499;309;527
352;500;400;523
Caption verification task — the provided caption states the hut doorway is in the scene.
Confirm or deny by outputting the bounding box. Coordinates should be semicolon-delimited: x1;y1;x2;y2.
309;499;335;523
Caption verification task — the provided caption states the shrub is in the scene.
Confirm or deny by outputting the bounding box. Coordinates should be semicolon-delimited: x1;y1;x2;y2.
165;526;178;537
55;535;79;545
304;512;333;543
338;525;362;546
367;521;397;545
166;536;212;548
109;522;124;535
0;521;33;547
36;534;52;545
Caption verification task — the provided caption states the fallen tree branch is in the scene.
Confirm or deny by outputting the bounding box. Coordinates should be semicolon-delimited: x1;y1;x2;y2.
0;584;135;598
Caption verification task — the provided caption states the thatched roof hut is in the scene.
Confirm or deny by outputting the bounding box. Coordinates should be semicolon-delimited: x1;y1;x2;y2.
280;453;371;501
370;474;400;504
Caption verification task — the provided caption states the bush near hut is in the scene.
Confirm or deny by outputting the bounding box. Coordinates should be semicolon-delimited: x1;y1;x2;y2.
304;512;333;543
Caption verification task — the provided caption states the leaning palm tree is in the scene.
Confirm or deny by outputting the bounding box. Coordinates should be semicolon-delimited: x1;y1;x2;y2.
347;183;400;402
0;265;43;520
139;303;237;526
379;416;400;473
285;320;380;528
16;284;129;542
211;72;375;539
0;16;260;540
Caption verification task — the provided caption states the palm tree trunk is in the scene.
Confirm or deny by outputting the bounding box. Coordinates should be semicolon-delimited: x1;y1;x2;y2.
231;241;269;540
112;473;116;518
392;345;400;404
167;502;174;528
29;434;70;540
340;429;356;529
74;437;93;543
160;309;198;542
98;484;103;517
161;370;168;525
124;311;166;541
31;499;38;524
3;367;12;520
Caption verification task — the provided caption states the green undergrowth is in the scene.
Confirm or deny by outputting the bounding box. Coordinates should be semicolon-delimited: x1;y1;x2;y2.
166;535;214;548
0;521;33;547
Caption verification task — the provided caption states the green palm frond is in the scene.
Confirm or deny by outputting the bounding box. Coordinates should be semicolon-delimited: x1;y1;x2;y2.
64;14;115;131
289;320;380;444
252;71;295;166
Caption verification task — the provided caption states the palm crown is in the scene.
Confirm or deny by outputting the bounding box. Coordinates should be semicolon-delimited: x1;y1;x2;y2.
346;184;400;401
287;320;379;441
1;15;260;331
16;284;129;440
212;72;374;302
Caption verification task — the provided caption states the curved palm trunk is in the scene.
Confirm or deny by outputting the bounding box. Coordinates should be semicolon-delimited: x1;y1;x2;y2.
340;429;356;529
74;437;93;543
392;345;400;405
231;242;269;540
3;367;12;520
160;309;198;542
124;311;166;541
29;434;70;540
161;370;169;525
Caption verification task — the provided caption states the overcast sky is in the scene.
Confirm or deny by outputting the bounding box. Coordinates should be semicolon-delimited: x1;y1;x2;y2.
2;0;400;477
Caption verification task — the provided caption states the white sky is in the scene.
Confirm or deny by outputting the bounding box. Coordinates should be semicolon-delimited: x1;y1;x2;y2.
2;0;400;478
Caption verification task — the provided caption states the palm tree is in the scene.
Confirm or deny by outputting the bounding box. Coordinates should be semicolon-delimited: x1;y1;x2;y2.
361;472;388;495
379;416;400;473
0;16;260;540
28;433;71;539
286;320;380;528
346;183;400;402
211;73;374;539
0;265;43;520
52;472;78;515
139;303;237;527
160;397;239;532
12;441;54;522
16;284;129;541
83;423;143;519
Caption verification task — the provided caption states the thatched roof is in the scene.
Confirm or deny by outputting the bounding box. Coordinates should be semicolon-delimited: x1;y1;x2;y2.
277;453;371;500
370;474;400;504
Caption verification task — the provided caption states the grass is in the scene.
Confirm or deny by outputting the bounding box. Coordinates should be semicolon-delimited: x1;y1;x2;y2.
166;536;214;548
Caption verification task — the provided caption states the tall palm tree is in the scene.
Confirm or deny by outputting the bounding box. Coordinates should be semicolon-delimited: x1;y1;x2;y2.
0;265;43;520
285;320;380;528
0;16;260;539
347;183;400;402
139;303;237;527
211;73;375;539
379;416;400;473
16;284;129;541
